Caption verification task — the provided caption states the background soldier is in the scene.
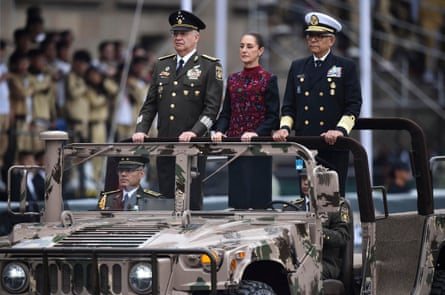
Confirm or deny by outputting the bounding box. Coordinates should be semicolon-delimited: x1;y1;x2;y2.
132;10;223;210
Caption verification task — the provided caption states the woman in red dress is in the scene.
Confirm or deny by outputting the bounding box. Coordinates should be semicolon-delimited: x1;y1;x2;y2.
211;32;280;209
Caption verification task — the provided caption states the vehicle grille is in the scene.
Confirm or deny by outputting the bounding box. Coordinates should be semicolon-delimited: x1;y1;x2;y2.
34;261;124;295
28;224;167;294
54;223;166;248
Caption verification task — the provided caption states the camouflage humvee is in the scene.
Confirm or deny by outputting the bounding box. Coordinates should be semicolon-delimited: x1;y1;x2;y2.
0;118;442;295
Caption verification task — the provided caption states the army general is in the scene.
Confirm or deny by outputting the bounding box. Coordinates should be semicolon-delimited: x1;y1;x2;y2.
132;10;223;210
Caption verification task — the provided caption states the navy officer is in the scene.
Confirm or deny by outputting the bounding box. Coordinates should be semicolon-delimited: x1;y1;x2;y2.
273;12;362;196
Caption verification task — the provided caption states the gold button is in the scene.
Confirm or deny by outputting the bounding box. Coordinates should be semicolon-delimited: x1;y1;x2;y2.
191;83;194;87
170;104;175;109
304;105;309;111
173;81;178;85
169;115;175;121
327;78;332;82
320;106;324;111
320;121;324;126
304;91;309;96
319;92;324;96
172;92;176;97
304;120;309;125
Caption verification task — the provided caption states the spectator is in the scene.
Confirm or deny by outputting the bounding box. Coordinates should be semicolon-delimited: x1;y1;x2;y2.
85;65;118;185
65;49;91;142
418;0;445;83
0;40;11;192
8;52;33;155
93;40;118;78
211;32;279;209
28;48;56;152
9;28;31;69
387;161;412;193
115;56;149;141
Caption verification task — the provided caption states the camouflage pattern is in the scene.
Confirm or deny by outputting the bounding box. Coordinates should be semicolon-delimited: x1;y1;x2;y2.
0;135;341;294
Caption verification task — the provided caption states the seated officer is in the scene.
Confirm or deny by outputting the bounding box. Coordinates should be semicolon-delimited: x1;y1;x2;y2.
97;157;162;210
289;168;351;281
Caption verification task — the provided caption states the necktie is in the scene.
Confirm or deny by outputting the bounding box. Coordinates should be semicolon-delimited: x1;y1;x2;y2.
176;59;184;75
315;60;323;68
122;193;129;209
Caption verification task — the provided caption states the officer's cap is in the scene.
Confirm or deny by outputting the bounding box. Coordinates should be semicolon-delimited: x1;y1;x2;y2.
304;12;342;34
169;10;206;32
118;157;147;169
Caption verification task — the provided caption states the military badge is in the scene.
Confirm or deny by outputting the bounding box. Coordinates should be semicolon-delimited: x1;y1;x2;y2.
216;65;223;80
327;66;343;78
187;66;202;80
310;14;319;26
340;203;350;223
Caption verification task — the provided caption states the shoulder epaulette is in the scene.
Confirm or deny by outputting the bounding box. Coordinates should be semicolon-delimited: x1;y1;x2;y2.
144;189;162;198
101;189;121;196
201;54;219;61
158;53;176;61
290;198;305;205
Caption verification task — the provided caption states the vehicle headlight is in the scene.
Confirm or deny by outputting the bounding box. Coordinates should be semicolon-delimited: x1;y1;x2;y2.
2;262;29;294
183;248;224;272
200;249;224;272
129;262;152;294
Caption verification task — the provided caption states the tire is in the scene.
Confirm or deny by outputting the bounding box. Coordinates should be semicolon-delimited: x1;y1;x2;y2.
431;270;445;294
229;280;277;295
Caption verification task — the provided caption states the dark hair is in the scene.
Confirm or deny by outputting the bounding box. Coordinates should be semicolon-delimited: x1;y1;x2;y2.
27;48;44;59
244;32;265;49
13;28;29;43
98;40;113;52
72;49;91;63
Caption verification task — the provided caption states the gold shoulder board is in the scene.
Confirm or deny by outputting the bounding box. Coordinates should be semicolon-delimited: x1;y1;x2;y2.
158;53;176;61
144;189;162;198
201;54;219;61
101;189;121;196
290;198;305;205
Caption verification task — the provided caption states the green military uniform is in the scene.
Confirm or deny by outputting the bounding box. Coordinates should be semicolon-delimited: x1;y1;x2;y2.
135;52;223;137
134;10;223;210
288;196;351;280
322;202;351;280
97;186;163;211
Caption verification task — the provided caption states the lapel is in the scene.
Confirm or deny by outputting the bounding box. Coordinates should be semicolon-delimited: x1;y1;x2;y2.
176;52;198;79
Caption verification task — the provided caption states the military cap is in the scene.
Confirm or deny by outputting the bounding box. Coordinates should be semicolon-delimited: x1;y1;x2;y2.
117;157;147;169
304;12;342;34
169;10;206;31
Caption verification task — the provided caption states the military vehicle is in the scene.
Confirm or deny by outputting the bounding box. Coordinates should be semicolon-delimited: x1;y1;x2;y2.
0;117;442;295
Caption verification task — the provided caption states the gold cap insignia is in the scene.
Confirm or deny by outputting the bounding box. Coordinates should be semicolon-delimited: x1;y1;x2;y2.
310;15;319;26
177;12;184;25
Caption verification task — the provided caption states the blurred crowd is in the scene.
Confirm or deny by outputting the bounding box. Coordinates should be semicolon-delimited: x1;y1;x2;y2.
0;6;156;193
